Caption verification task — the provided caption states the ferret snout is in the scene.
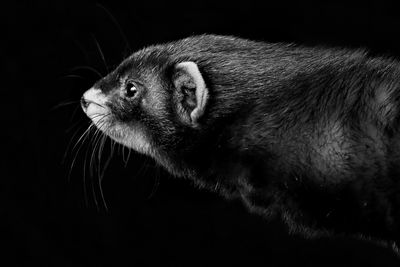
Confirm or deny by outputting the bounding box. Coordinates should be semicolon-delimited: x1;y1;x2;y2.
81;88;108;118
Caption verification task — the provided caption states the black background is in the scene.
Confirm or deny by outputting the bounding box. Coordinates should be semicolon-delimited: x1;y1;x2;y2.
4;1;400;266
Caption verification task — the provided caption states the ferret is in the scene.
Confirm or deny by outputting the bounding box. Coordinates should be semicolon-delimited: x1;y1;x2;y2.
80;34;400;246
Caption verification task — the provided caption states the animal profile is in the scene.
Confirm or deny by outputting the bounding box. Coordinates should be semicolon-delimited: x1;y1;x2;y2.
80;34;400;247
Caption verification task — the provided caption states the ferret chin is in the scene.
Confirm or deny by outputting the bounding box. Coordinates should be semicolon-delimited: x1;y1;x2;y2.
81;34;400;247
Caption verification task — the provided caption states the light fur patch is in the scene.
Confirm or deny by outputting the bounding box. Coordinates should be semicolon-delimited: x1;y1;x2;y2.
108;124;153;156
176;61;208;124
83;87;108;123
312;121;349;180
82;87;153;156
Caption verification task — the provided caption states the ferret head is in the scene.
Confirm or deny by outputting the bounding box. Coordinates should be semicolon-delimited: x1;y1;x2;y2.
81;35;264;177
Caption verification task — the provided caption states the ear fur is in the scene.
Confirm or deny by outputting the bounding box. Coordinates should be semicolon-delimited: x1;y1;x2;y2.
173;61;208;126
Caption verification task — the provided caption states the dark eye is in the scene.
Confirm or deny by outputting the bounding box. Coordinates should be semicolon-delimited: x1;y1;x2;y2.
125;82;138;98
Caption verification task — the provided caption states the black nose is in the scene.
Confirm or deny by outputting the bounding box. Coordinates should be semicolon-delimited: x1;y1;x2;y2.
80;96;89;111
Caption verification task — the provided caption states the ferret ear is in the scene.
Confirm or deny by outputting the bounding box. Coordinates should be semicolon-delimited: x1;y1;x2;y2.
173;61;208;126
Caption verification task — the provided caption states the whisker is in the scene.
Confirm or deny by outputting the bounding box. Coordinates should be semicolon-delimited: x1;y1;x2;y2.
98;133;105;165
72;123;96;152
68;124;96;182
87;125;103;211
117;141;121;155
126;147;132;168
122;145;127;165
93;126;106;176
89;117;110;178
111;136;116;156
87;122;105;209
50;100;80;112
97;131;110;177
136;154;149;178
91;176;99;211
90;125;103;178
101;136;114;183
68;123;93;161
70;66;103;78
91;33;109;73
98;133;107;175
68;104;83;123
122;145;132;168
83;130;93;208
59;74;87;81
95;3;131;53
72;38;91;65
89;113;110;121
142;157;152;178
78;115;112;211
63;123;87;165
65;117;85;134
65;112;111;209
147;164;160;199
98;134;110;211
64;123;94;207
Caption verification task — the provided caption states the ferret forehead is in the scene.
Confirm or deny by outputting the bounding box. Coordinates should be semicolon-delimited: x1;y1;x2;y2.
93;71;120;94
115;59;140;78
116;35;242;73
114;34;257;79
116;49;172;78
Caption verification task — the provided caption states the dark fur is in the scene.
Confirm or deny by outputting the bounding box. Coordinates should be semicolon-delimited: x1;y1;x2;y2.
92;35;400;244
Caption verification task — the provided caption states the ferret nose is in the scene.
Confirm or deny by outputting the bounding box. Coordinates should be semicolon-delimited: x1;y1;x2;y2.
80;96;89;111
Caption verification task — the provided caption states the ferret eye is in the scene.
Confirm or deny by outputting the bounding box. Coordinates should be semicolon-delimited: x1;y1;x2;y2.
125;82;138;98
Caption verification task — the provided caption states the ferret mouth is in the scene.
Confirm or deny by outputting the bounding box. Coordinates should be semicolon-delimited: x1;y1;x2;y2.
82;103;110;127
80;87;114;136
81;88;111;125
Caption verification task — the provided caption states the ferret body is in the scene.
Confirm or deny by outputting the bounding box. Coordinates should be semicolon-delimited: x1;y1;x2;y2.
81;34;400;244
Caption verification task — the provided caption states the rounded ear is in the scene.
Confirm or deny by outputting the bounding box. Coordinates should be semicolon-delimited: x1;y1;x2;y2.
173;61;208;126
